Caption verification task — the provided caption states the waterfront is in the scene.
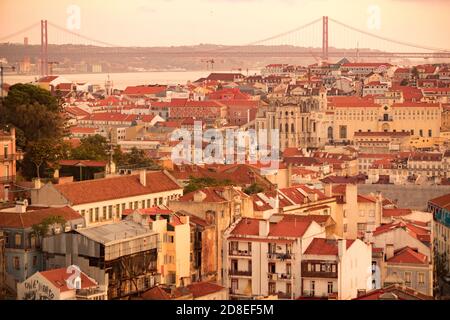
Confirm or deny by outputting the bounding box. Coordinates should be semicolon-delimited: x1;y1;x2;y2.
4;70;260;89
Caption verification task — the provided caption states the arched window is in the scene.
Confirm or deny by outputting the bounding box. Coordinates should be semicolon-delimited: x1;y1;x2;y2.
328;127;333;140
285;123;289;133
291;123;295;133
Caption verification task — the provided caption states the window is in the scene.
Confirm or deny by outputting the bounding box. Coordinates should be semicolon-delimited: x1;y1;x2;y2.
15;233;21;247
89;209;94;223
286;283;292;295
418;273;425;285
134;201;139;209
231;279;238;293
147;199;151;208
315;264;321;272
159;197;163;205
14;256;20;270
339;126;347;139
310;281;315;296
269;282;276;295
328;282;334;294
142;200;146;208
405;272;411;285
95;208;99;221
103;207;107;220
129;202;133;209
286;264;291;275
428;130;432;137
108;206;113;219
30;234;36;248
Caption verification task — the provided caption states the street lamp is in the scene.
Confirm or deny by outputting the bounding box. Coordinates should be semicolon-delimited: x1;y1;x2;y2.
0;63;16;99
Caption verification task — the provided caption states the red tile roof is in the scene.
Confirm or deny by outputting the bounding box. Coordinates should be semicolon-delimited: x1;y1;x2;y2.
383;208;412;217
39;268;98;293
230;216;313;238
372;221;430;243
387;247;428;265
304;238;355;256
54;171;182;205
353;284;432;300
186;282;225;298
123;86;167;95
0;206;82;229
328;96;380;108
59;160;108;167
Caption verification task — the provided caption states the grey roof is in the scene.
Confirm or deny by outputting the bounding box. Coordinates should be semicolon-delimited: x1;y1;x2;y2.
76;220;156;245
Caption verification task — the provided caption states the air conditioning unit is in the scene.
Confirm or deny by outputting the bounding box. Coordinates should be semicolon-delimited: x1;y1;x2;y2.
64;226;71;232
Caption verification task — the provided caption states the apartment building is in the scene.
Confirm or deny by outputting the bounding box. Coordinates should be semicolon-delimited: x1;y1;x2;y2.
31;170;184;227
324;183;383;240
42;220;160;299
301;238;372;300
168;186;253;282
223;215;326;300
428;193;450;274
0;127;17;202
17;268;107;300
124;208;191;287
0;205;84;289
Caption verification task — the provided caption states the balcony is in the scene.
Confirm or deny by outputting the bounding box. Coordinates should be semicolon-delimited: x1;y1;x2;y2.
229;269;252;277
1;154;19;162
0;175;15;184
229;250;252;258
268;272;292;281
267;252;293;261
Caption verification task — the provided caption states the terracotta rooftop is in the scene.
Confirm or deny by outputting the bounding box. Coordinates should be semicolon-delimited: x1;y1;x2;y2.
0;206;83;229
387;247;428;265
304;238;355;256
38;268;98;293
53;171;182;205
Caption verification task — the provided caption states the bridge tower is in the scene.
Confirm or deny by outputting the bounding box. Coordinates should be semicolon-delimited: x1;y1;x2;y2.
322;16;329;61
40;20;48;77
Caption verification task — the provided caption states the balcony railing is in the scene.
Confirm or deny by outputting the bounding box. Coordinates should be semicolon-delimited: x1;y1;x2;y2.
229;269;252;277
268;273;292;281
267;252;292;260
229;250;252;257
1;154;19;161
0;175;15;184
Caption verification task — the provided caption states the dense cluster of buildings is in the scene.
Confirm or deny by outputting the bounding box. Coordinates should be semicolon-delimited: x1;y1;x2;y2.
1;59;450;300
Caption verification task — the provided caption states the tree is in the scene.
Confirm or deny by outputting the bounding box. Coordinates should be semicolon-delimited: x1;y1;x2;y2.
400;79;409;86
32;215;66;244
244;183;264;195
113;146;160;169
25;138;65;179
0;84;65;150
71;135;109;161
184;176;233;194
411;66;420;80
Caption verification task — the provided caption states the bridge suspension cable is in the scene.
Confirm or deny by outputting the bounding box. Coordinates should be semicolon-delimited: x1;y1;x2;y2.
46;21;122;47
0;22;40;42
329;17;450;53
246;17;322;46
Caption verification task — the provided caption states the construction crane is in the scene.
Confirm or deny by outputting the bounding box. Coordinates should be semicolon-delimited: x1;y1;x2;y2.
201;59;215;71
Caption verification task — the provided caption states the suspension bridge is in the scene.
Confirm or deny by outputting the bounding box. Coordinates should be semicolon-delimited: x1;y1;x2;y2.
1;16;450;76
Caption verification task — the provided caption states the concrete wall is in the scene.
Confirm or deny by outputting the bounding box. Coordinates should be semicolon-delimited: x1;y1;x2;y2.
359;184;450;210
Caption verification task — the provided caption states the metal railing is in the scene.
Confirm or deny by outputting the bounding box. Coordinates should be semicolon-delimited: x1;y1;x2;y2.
229;250;252;257
267;252;292;260
229;269;252;277
0;175;15;184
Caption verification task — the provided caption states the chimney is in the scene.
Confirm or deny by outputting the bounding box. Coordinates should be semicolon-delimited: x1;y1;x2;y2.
15;199;28;213
386;244;394;260
338;239;346;258
193;191;207;203
324;183;333;197
259;220;270;237
139;170;147;187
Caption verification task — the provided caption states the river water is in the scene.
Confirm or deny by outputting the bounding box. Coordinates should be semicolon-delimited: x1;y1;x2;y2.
4;70;260;90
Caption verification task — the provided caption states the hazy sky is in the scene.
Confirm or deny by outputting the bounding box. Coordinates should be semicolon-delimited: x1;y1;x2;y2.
1;0;449;49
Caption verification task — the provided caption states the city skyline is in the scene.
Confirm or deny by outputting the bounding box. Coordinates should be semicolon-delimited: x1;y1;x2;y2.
1;0;450;49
